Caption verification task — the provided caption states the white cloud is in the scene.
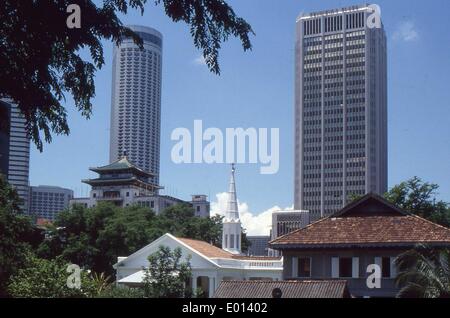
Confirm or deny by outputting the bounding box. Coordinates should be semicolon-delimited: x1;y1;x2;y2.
393;21;419;42
211;192;294;236
193;55;207;66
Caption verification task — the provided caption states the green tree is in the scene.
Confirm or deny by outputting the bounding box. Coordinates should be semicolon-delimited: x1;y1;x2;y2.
152;204;223;244
7;254;102;298
346;177;450;227
38;202;226;277
395;244;450;298
385;177;450;227
0;0;253;150
96;285;145;298
37;202;156;276
143;246;191;298
0;175;39;297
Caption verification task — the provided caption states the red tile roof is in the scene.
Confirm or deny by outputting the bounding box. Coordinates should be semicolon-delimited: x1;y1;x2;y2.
178;238;235;258
270;194;450;248
177;237;282;260
36;218;52;227
213;280;350;298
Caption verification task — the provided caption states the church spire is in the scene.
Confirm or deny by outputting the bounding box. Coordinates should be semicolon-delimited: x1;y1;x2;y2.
226;163;239;221
222;164;242;254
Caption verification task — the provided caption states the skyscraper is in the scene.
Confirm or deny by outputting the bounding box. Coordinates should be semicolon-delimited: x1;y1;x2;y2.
294;5;387;221
0;99;30;213
222;164;242;255
109;25;163;185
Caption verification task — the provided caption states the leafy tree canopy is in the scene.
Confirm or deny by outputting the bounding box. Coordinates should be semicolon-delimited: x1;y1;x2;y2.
0;175;41;297
0;0;254;150
7;253;108;298
385;177;450;227
38;202;227;276
143;246;192;298
349;177;450;227
395;244;450;298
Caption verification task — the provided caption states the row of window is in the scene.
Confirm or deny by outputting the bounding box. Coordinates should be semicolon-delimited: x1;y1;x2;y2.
293;256;394;279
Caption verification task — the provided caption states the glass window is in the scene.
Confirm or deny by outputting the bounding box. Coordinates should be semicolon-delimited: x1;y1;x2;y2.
339;257;352;278
298;258;311;277
382;257;391;278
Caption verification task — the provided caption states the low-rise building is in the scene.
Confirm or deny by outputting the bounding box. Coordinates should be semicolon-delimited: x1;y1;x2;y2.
114;233;283;298
270;193;450;298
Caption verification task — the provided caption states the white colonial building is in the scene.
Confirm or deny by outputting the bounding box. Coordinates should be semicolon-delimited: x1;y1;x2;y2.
114;233;282;297
113;165;283;297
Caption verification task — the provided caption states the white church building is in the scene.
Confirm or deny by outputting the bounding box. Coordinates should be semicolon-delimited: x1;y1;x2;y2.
113;165;283;297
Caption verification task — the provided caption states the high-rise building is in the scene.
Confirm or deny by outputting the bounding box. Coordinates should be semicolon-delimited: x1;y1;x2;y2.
0;99;30;213
29;185;74;221
294;5;387;221
0;101;10;176
109;25;163;185
222;164;242;255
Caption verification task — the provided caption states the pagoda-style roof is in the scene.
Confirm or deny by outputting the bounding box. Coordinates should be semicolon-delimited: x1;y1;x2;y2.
89;157;155;177
82;176;163;191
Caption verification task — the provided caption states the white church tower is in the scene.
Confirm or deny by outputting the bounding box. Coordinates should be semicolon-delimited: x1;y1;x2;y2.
222;164;242;255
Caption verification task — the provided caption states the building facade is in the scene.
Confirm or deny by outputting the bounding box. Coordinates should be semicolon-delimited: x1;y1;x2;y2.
29;186;74;221
0;99;30;213
191;194;211;218
70;156;210;215
247;236;270;256
271;210;310;240
0;101;10;176
294;5;388;221
269;210;310;257
270;194;450;298
109;25;163;185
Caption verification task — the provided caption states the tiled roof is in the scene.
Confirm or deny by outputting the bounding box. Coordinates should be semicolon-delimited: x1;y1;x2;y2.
177;237;282;260
213;280;350;298
178;238;235;259
270;194;450;248
90;157;155;176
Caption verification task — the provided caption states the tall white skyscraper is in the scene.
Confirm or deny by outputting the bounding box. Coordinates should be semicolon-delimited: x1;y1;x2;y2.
0;99;30;213
294;5;388;221
222;164;242;255
109;25;162;185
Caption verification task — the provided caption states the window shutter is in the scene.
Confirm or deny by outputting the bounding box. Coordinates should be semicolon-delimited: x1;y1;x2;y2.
352;257;359;278
292;257;298;278
331;257;339;278
390;257;397;278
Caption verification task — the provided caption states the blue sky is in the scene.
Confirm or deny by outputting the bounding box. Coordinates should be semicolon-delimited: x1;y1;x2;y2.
30;0;450;233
